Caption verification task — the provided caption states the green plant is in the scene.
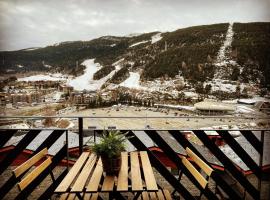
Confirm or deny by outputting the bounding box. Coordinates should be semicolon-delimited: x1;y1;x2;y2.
90;130;128;158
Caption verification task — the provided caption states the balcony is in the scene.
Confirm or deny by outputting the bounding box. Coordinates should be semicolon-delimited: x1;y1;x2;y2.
0;116;269;200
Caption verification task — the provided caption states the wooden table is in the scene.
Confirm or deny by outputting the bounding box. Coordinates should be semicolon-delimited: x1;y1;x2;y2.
55;151;158;200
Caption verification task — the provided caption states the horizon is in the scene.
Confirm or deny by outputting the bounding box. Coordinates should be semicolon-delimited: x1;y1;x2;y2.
1;21;270;52
0;0;270;51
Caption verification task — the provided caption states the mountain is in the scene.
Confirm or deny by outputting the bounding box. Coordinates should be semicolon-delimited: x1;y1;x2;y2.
1;22;269;90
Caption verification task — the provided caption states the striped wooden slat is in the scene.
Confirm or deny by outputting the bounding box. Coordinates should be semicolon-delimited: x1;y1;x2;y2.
140;151;158;191
13;148;48;178
116;152;129;191
18;157;52;191
86;158;103;192
55;152;90;192
101;176;115;191
71;154;97;192
131;152;143;191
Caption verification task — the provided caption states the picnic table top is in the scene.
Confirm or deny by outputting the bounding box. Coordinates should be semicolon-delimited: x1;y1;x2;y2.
55;151;158;194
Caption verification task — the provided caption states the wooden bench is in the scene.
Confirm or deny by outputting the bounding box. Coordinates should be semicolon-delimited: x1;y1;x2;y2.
12;148;55;192
173;147;213;199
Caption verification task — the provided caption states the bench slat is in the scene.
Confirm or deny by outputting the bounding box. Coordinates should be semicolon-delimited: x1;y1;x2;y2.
149;192;157;200
163;190;172;200
131;152;143;191
71;154;97;192
90;193;98;200
55;152;90;192
140;151;158;191
156;190;165;200
186;147;213;176
13;148;48;178
182;157;208;189
142;191;150;200
86;158;103;192
117;152;128;191
18;157;52;191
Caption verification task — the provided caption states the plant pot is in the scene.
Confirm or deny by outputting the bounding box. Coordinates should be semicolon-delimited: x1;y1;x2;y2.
100;155;121;175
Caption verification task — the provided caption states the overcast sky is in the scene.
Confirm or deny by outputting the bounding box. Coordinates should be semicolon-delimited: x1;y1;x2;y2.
0;0;269;51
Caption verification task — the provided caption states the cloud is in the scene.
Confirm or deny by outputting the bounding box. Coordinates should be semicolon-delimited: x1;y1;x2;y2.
0;0;269;51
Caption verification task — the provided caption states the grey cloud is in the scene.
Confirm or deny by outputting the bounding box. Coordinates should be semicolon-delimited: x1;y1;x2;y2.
0;0;269;51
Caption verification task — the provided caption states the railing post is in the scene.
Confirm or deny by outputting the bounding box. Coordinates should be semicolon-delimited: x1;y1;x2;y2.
258;130;265;199
78;117;83;155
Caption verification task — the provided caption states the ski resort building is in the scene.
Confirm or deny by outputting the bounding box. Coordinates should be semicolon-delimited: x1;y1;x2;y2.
194;101;235;115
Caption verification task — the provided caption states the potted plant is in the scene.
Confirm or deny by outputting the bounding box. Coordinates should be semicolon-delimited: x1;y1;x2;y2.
91;130;128;175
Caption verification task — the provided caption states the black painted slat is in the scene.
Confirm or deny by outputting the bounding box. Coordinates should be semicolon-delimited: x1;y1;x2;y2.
34;130;65;154
168;130;243;199
144;130;218;200
193;130;259;200
241;130;263;154
14;144;67;200
0;129;41;175
124;130;195;200
37;168;68;200
0;129;17;148
217;130;261;178
0;175;17;199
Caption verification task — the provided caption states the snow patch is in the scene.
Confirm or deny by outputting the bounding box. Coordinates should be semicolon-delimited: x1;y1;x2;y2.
68;59;123;91
18;74;67;82
67;59;102;91
120;72;144;89
151;33;162;44
129;40;149;48
17;65;24;68
112;58;124;66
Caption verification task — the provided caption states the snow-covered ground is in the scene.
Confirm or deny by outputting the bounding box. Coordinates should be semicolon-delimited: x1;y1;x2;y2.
67;59;102;91
18;73;67;82
215;22;234;66
204;79;247;93
120;72;145;89
151;33;162;44
235;105;255;113
68;58;123;91
214;22;240;79
129;40;149;48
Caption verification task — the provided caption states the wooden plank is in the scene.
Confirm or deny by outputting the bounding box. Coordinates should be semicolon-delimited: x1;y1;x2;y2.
116;152;128;191
182;157;207;189
67;193;76;200
149;192;157;200
71;154;97;192
59;193;69;200
142;191;149;200
86;158;103;192
156;190;165;200
140;151;158;191
163;190;172;200
13;148;48;178
55;152;90;192
131;152;143;191
101;176;115;191
90;193;99;200
83;193;91;200
186;147;213;176
18;157;52;191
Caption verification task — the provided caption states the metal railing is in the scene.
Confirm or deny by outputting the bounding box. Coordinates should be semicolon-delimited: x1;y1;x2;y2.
0;115;269;199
